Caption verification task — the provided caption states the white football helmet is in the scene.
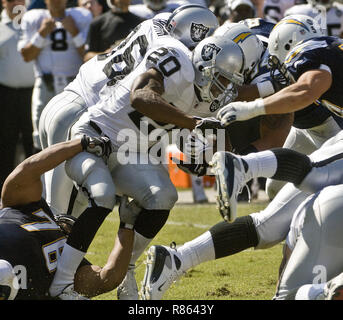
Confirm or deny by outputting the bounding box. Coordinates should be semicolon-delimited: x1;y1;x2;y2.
192;36;245;110
166;4;219;50
0;260;18;300
268;14;324;84
214;23;264;81
143;0;167;11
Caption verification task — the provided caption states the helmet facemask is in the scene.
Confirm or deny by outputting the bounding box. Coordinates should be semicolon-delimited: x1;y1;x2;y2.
196;50;244;109
268;54;295;86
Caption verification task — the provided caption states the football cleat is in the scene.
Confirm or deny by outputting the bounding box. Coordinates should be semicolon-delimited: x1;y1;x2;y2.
139;245;185;300
210;151;249;222
117;264;139;300
324;272;343;300
56;284;89;300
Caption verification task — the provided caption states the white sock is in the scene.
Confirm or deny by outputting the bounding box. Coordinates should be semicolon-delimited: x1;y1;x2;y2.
295;283;325;300
177;231;215;272
241;151;277;181
49;243;85;296
130;231;152;266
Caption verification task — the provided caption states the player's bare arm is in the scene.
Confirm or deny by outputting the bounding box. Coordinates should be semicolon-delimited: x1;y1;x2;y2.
130;68;197;130
21;18;55;62
263;69;332;114
1;139;83;208
236;84;260;101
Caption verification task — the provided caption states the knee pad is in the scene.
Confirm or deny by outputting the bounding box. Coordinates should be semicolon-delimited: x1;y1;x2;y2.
65;152;116;210
140;186;178;211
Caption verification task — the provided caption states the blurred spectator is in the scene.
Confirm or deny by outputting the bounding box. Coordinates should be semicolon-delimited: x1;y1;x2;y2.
129;0;179;19
18;0;92;150
221;0;255;23
263;0;303;23
28;0;79;10
78;0;109;17
0;0;35;194
84;0;143;61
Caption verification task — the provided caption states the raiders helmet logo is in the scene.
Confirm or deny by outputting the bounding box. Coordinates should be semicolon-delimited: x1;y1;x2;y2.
191;22;210;43
209;100;220;112
201;43;222;61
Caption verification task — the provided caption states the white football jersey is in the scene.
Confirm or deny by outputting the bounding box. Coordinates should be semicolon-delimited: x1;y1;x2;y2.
18;8;92;77
78;37;196;151
263;0;297;22
284;3;343;36
65;13;172;108
129;3;179;19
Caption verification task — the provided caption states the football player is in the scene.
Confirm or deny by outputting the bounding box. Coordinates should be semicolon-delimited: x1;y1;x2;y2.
18;0;92;151
39;4;219;219
0;137;141;300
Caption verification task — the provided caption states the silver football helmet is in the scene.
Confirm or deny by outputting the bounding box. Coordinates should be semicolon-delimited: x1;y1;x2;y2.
166;4;219;50
0;260;18;300
268;14;324;84
214;22;264;81
192;36;245;110
143;0;167;11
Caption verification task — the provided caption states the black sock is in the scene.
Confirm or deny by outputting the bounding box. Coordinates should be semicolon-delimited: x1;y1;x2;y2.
134;209;170;239
270;148;313;185
66;206;111;252
210;216;258;259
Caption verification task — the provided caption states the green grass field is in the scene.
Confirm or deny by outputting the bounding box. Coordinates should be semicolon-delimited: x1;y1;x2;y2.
86;200;283;300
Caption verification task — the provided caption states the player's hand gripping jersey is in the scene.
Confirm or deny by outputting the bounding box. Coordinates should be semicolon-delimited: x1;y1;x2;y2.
66;13;171;108
76;36;196;151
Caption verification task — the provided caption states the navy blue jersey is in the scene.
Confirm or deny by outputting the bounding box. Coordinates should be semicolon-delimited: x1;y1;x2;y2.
241;18;275;45
0;199;66;300
285;36;343;123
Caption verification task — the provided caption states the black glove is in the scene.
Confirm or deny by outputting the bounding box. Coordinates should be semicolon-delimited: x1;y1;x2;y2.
270;74;289;92
194;116;223;135
81;135;112;158
172;157;208;177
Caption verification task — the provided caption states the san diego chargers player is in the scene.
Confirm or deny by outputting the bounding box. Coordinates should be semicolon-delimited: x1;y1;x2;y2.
18;0;92;151
0;137;141;300
285;0;343;37
138;14;343;300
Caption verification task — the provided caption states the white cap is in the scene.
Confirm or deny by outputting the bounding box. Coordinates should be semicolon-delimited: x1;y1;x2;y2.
0;260;18;300
228;0;254;10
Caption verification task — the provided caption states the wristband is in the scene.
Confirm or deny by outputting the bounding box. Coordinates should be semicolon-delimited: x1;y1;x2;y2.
72;33;86;48
256;80;275;98
251;98;266;117
31;32;47;49
119;222;134;230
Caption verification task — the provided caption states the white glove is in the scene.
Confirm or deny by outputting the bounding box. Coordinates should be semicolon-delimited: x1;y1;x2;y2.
217;99;266;127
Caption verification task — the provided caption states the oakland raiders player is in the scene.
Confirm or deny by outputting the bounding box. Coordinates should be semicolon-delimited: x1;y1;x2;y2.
0;137;141;300
39;4;219;300
284;0;343;37
18;0;92;151
39;5;219;219
262;0;300;23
